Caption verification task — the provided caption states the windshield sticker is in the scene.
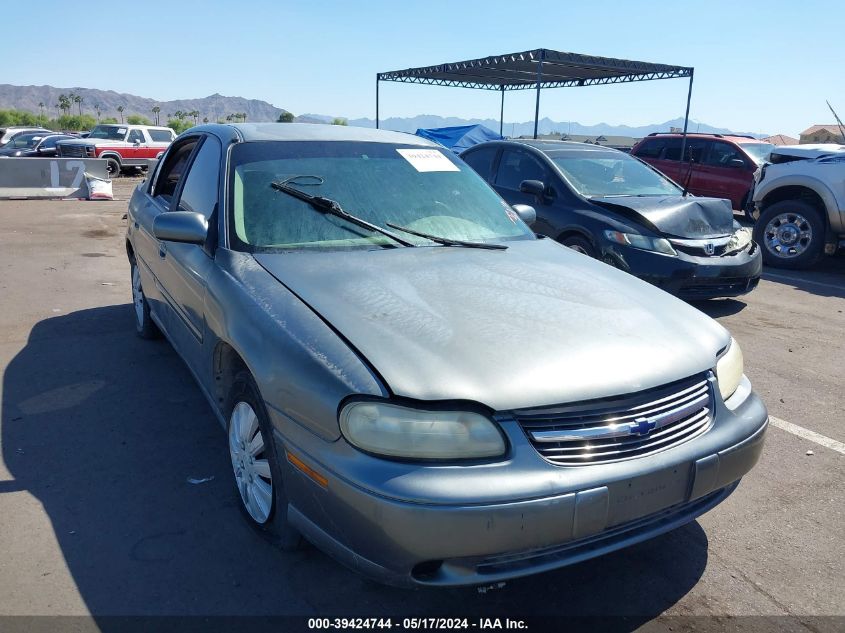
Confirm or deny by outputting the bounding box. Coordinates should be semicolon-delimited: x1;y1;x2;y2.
117;128;127;134
396;148;460;172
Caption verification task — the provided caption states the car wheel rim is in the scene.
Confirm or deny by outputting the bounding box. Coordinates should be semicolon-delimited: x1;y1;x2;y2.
229;401;273;525
131;266;145;327
763;212;812;258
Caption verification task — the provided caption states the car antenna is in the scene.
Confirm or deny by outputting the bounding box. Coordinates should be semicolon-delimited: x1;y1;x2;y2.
681;144;695;197
826;100;845;144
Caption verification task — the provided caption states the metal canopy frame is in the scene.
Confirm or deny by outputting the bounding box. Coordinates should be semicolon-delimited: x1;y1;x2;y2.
376;49;694;152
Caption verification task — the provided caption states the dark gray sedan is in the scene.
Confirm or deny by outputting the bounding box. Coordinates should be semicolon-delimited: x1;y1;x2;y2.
126;123;767;587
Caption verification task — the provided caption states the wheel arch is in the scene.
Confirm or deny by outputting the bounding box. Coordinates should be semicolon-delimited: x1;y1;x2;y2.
213;341;251;412
757;179;835;230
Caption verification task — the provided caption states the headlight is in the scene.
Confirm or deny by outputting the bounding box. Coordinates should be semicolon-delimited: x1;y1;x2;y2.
339;401;506;460
603;230;677;256
716;338;744;401
725;227;752;254
85;145;96;156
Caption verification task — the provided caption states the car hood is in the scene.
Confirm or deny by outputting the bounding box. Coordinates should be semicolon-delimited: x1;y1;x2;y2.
254;239;728;411
590;195;734;238
771;144;845;160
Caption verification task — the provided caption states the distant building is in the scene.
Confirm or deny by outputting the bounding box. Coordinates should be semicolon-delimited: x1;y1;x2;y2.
799;125;844;144
763;134;799;146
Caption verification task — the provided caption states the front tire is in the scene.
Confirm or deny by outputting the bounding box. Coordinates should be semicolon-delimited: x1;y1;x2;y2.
130;260;160;339
226;371;302;551
560;234;596;257
753;200;824;269
105;157;121;178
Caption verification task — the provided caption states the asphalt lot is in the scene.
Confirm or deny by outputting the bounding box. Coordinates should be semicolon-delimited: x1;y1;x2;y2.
0;178;842;632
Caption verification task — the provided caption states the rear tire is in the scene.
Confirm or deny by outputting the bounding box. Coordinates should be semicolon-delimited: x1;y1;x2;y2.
560;234;596;257
130;259;160;339
753;200;824;269
226;370;303;551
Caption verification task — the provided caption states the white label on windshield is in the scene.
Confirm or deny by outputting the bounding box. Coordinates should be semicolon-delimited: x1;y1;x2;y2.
118;128;127;134
396;148;459;172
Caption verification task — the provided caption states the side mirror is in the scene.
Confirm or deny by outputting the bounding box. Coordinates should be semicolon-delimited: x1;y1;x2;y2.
153;211;208;244
519;179;546;197
511;203;536;226
727;158;746;169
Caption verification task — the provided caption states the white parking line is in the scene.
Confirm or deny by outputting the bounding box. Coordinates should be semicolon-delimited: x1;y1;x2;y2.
769;416;845;456
762;272;845;292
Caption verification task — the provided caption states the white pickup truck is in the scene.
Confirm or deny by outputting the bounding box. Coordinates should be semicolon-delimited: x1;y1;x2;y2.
751;144;845;269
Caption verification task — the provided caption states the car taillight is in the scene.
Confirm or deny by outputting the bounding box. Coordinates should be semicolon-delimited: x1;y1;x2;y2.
85;146;96;157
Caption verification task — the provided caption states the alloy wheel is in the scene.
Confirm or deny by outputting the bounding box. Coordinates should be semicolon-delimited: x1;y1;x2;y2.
131;266;145;328
763;212;812;259
229;401;273;524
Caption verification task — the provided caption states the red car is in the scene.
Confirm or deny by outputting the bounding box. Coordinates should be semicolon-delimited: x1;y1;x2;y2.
631;133;773;214
57;124;176;176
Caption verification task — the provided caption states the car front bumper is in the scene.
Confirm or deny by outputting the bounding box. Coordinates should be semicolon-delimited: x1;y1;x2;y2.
599;241;763;300
270;385;768;587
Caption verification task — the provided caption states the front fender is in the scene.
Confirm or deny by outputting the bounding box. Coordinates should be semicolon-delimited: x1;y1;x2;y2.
753;175;838;227
204;248;388;441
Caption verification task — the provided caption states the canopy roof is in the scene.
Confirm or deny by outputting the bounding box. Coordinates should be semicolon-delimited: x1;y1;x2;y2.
378;49;692;91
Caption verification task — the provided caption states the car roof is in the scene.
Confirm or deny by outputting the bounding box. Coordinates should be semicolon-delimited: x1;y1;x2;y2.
640;133;766;145
199;122;438;146
466;139;624;155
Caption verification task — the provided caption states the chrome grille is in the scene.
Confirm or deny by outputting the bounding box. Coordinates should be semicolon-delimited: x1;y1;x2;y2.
58;144;85;158
515;373;714;465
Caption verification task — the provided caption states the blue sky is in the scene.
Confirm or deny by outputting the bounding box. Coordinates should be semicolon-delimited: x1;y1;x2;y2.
4;0;842;136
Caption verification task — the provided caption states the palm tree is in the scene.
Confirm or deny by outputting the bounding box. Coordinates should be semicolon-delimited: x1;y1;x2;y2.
38;102;45;123
94;104;101;122
241;112;247;122
73;94;83;116
58;94;71;117
151;106;161;125
117;105;125;123
190;110;200;125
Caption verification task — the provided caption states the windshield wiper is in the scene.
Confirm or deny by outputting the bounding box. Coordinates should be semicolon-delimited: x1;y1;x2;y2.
386;223;507;250
269;181;414;247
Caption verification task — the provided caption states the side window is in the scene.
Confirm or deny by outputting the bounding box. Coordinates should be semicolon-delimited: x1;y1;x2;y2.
127;129;145;144
176;137;221;219
461;147;499;182
40;137;59;149
495;149;547;190
664;138;707;162
705;142;745;167
149;129;175;142
633;139;665;159
152;139;199;206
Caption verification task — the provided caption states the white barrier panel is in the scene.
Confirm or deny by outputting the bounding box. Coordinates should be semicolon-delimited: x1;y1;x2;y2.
0;158;110;199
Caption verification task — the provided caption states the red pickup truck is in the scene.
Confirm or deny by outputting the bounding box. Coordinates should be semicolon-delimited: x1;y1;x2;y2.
57;124;176;176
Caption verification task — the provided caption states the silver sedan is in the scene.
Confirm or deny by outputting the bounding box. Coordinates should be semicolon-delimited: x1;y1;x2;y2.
126;123;768;587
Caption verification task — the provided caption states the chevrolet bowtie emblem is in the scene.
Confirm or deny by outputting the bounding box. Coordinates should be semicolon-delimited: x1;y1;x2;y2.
630;418;658;436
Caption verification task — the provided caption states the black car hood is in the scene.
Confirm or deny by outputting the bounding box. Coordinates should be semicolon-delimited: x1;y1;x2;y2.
590;195;734;238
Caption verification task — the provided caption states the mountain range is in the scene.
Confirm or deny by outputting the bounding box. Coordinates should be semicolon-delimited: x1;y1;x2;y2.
0;84;763;137
0;84;287;123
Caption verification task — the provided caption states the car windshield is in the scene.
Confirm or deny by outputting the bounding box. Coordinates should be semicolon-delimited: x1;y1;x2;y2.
5;134;43;149
228;141;535;251
740;142;774;164
548;149;682;198
87;125;127;141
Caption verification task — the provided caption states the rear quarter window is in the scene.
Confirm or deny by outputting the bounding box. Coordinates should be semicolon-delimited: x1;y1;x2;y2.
633;139;665;159
149;129;175;142
461;147;498;182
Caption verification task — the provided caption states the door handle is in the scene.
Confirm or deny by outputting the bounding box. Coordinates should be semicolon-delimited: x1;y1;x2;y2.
159;243;167;258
